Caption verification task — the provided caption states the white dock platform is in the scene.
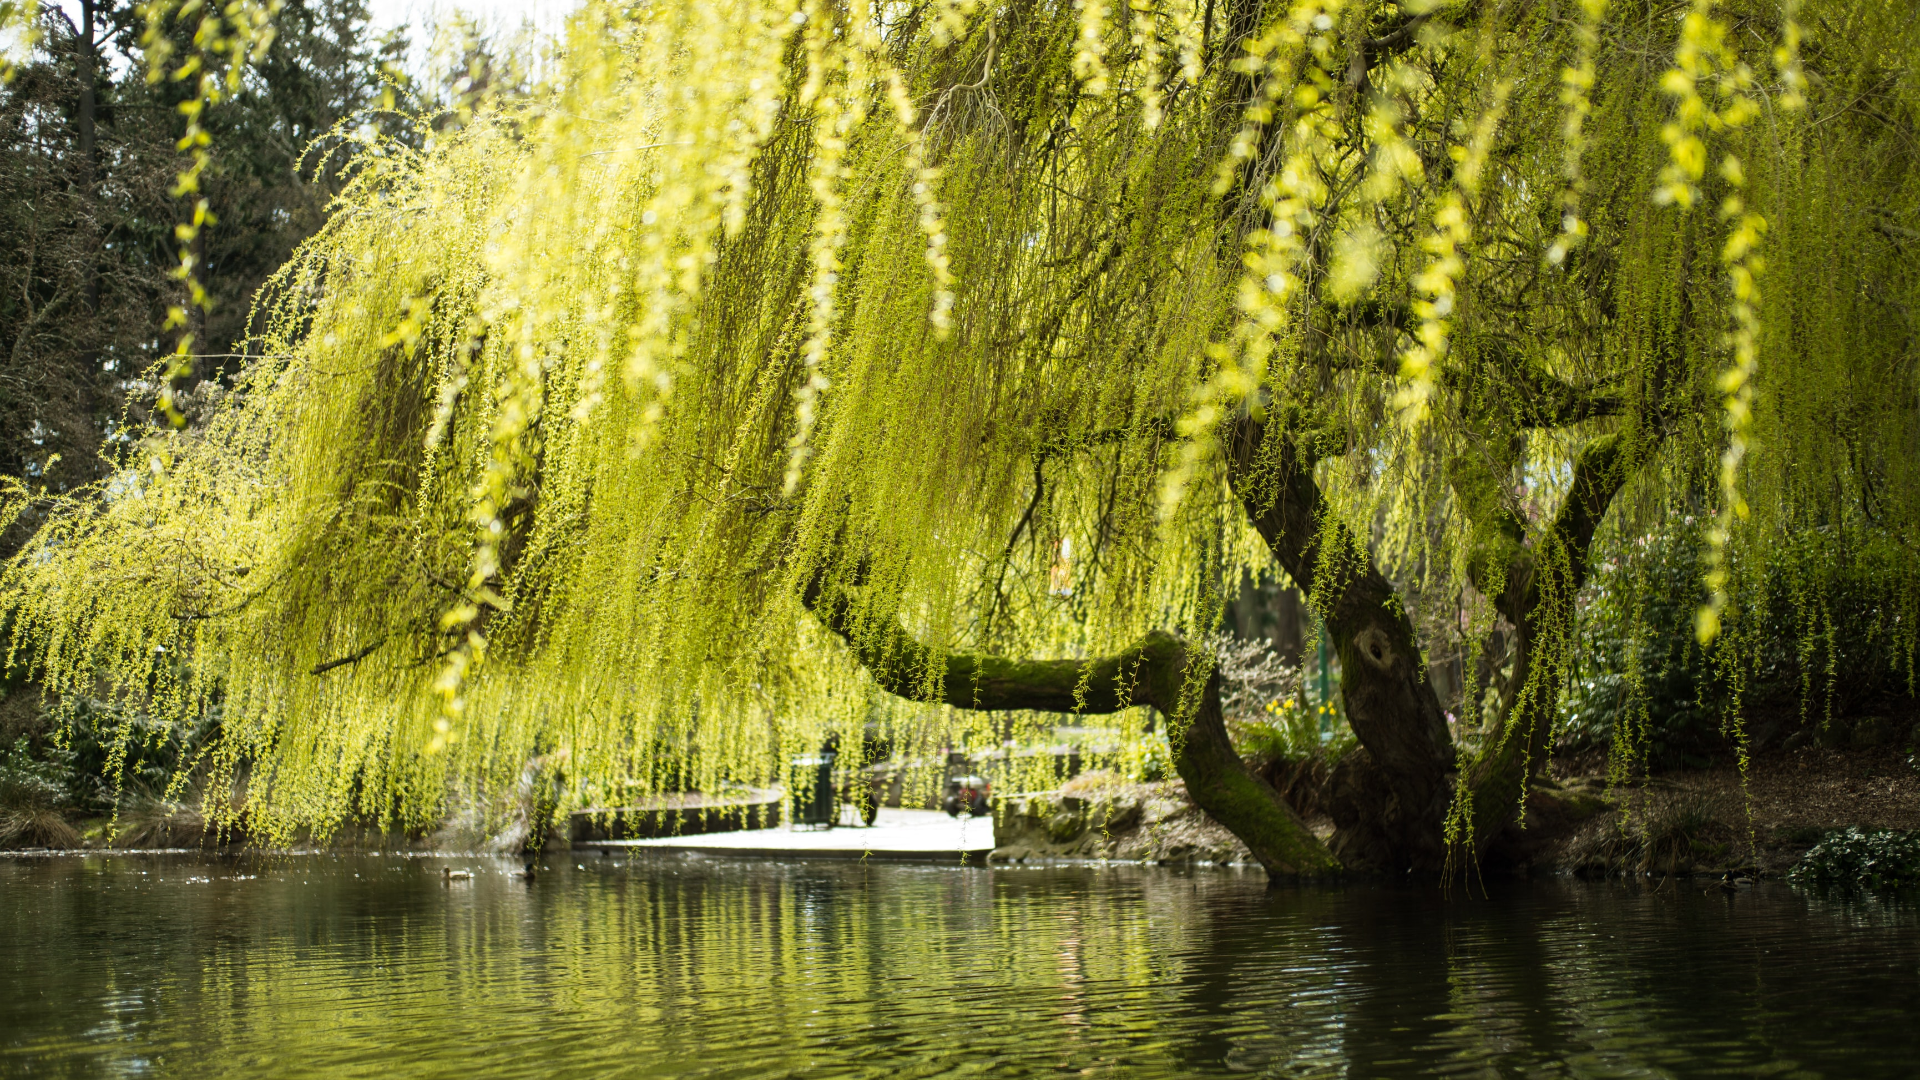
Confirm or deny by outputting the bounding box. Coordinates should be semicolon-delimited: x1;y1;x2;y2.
574;807;996;864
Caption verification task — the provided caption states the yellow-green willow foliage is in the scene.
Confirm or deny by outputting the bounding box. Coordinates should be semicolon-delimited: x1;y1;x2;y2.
134;0;286;423
0;0;1914;843
0;4;34;80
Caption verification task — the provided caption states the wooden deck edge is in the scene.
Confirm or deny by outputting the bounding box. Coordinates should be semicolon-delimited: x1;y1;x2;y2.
575;842;996;864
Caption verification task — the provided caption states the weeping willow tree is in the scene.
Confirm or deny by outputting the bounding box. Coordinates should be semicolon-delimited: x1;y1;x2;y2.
0;0;1914;874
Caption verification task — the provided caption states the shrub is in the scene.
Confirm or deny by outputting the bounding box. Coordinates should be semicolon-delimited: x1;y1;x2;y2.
0;736;81;846
1125;731;1171;783
1788;827;1920;893
59;697;219;804
1217;636;1353;763
1561;522;1919;769
1559;524;1724;768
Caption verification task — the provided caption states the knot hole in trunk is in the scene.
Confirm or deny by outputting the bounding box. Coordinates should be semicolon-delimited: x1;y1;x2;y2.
1354;625;1395;671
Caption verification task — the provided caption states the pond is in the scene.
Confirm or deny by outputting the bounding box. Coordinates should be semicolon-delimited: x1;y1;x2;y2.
3;853;1917;1078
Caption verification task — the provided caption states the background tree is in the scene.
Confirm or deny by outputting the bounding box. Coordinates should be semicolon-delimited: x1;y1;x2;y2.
0;0;403;500
0;0;419;835
0;2;173;494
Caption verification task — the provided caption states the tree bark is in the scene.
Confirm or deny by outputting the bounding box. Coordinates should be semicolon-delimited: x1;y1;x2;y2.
801;571;1340;876
77;0;101;323
799;415;1638;877
1458;432;1640;859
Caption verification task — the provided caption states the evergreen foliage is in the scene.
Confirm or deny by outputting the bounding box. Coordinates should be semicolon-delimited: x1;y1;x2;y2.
0;0;404;497
1789;827;1920;894
1564;519;1919;771
1560;523;1724;768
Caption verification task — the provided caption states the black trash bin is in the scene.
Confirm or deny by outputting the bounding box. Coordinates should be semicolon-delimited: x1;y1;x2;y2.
790;738;838;827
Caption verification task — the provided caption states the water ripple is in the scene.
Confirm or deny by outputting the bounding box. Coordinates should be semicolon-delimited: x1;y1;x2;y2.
3;857;1919;1078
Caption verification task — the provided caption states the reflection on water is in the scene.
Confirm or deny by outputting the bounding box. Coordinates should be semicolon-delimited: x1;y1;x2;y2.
3;853;1917;1078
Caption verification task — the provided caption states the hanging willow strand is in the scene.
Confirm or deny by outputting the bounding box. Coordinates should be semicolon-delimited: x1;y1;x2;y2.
138;0;284;425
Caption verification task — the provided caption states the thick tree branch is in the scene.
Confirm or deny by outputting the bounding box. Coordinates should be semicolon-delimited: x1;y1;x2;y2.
1461;432;1644;855
1307;312;1625;431
1447;448;1527;612
1447;361;1628;430
1513;377;1627;429
1345;8;1434;94
310;637;386;676
1538;432;1633;598
800;567;1340;876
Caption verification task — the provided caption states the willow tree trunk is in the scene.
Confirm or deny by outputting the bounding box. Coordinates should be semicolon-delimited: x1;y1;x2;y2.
1221;408;1647;872
1223;414;1458;871
1457;431;1645;859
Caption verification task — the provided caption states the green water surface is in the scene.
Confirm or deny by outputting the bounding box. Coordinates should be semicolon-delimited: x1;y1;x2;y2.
3;853;1917;1077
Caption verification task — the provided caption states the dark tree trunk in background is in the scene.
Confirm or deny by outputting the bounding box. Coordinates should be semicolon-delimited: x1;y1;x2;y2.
76;0;97;181
77;0;101;327
1227;570;1307;668
3;0;407;497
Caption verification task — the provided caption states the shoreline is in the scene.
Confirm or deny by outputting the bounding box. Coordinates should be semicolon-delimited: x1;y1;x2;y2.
6;745;1915;877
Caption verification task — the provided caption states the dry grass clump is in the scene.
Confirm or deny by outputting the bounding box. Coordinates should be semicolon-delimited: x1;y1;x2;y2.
0;805;79;848
110;792;208;849
1565;790;1744;877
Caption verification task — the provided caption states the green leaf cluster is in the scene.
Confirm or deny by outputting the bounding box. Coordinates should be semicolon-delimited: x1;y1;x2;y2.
1790;827;1920;894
